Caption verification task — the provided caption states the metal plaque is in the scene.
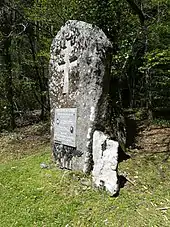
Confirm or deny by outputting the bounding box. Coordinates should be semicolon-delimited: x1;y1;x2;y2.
54;108;77;147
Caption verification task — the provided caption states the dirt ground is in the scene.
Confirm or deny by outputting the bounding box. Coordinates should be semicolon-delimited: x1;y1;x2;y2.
136;125;170;153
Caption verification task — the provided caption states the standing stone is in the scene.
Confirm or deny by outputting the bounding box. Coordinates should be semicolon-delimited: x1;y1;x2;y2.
92;130;119;196
49;20;118;194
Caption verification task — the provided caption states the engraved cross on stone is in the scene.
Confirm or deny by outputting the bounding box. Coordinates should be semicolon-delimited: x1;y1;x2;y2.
58;40;77;94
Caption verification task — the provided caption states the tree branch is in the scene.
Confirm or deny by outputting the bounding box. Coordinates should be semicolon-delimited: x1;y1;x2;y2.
126;0;145;25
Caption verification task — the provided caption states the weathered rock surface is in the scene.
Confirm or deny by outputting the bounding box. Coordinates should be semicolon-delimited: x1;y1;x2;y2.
92;130;119;196
49;20;114;173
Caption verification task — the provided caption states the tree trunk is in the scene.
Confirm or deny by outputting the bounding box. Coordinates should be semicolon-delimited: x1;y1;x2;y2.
4;38;16;130
145;67;153;121
27;25;49;121
126;0;153;120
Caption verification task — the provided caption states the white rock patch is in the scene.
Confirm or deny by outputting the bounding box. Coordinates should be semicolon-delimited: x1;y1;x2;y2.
90;106;95;122
92;130;119;196
86;127;92;139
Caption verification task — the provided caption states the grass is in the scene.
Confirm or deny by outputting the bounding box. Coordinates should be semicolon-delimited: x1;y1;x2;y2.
0;124;170;226
152;118;170;127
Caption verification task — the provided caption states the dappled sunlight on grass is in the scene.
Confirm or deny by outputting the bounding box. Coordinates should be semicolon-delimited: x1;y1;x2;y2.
0;126;170;226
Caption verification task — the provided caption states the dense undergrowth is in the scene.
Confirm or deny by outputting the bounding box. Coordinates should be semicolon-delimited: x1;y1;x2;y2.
0;123;170;226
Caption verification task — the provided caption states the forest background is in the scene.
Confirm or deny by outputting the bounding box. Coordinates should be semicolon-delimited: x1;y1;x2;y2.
0;0;169;132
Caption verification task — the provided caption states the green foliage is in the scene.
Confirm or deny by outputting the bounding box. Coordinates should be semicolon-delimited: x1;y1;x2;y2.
144;49;170;69
139;48;170;111
0;0;170;129
152;118;170;126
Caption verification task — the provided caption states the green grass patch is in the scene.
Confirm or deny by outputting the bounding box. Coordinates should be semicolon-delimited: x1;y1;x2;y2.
1;125;170;226
152;118;170;127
